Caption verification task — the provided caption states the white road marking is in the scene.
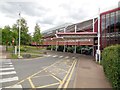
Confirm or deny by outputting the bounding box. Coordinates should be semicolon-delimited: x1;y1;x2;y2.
59;56;63;58
3;62;12;65
46;55;51;57
53;55;58;57
65;56;69;59
72;57;76;59
6;84;22;88
0;76;18;83
0;64;13;68
0;67;14;71
0;71;16;75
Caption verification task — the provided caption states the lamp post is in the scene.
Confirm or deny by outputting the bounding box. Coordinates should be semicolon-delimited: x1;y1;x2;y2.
97;8;101;63
18;11;21;58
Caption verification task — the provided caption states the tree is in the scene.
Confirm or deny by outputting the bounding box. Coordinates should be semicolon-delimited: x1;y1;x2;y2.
11;24;18;46
0;28;2;45
2;25;12;50
33;23;42;45
16;18;31;45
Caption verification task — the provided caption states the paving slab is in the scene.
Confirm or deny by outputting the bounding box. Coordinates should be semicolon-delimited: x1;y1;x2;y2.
74;56;112;88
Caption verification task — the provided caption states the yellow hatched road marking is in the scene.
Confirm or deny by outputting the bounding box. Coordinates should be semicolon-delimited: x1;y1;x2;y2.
63;60;77;88
58;60;76;88
36;83;59;88
28;78;35;88
50;74;62;82
9;59;64;87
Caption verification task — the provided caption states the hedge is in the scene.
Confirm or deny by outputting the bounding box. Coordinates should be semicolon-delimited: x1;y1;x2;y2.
102;45;120;89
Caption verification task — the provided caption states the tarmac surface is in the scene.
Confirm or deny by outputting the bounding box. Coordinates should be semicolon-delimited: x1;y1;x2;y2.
0;46;112;88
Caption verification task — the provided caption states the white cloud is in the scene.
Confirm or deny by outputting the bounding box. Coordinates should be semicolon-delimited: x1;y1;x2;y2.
0;0;119;34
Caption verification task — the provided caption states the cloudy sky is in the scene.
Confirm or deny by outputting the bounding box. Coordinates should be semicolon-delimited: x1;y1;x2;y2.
0;0;119;34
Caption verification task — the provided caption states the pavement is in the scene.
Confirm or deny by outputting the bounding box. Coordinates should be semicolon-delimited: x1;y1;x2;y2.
74;54;112;88
0;45;8;59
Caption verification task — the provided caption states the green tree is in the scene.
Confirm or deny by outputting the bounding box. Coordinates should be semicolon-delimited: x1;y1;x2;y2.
11;24;18;46
0;28;2;45
17;18;31;45
33;23;42;45
2;25;12;50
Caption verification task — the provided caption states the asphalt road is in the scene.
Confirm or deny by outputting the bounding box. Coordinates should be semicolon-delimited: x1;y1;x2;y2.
1;51;78;89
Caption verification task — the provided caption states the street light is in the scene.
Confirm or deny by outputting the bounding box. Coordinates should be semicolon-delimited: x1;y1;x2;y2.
18;10;21;58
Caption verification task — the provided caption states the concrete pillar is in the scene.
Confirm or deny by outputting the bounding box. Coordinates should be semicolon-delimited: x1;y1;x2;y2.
63;41;66;52
93;46;94;56
74;40;76;53
51;45;53;51
75;25;77;33
55;41;58;51
64;27;66;33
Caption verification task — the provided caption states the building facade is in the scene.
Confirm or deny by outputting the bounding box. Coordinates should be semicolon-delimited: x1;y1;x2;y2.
32;3;120;61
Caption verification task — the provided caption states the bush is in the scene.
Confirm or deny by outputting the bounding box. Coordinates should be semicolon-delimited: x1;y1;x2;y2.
57;46;64;51
76;46;82;54
46;46;51;50
20;46;27;52
52;45;56;51
67;46;74;53
102;45;120;89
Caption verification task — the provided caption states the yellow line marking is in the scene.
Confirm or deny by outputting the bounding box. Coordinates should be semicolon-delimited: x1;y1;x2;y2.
28;78;35;88
58;60;76;88
11;59;64;87
36;83;59;88
63;60;77;88
50;74;62;82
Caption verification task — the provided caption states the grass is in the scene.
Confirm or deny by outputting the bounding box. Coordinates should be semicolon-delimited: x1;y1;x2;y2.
7;45;45;59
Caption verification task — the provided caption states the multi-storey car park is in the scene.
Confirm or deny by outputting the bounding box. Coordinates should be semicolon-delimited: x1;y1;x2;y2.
32;2;120;62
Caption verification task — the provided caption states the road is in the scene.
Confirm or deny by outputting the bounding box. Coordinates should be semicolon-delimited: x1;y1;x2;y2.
0;51;78;89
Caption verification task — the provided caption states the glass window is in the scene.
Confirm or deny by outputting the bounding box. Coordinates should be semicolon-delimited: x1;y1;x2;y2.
116;10;120;34
101;15;105;32
106;14;110;33
110;12;115;33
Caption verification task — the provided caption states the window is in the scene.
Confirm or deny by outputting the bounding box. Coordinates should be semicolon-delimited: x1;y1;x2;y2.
102;15;105;32
110;12;115;33
106;14;110;33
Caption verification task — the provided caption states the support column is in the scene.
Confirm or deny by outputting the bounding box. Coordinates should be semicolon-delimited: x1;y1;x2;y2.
63;41;66;52
74;40;76;53
51;45;53;51
55;41;58;51
93;46;94;56
75;25;77;33
64;27;66;33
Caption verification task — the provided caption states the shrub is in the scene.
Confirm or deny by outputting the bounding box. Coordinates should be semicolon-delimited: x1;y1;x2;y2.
46;46;51;50
20;46;27;52
76;46;82;54
57;46;64;51
52;45;56;51
67;46;74;53
102;45;120;89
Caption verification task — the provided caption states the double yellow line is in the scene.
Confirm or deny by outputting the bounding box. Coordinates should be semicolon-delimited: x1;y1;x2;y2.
58;59;77;89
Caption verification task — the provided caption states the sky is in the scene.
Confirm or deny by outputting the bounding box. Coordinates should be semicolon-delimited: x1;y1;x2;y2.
0;0;119;34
